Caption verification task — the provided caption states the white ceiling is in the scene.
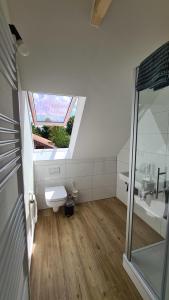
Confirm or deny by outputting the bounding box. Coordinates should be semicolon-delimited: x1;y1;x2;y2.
7;0;169;158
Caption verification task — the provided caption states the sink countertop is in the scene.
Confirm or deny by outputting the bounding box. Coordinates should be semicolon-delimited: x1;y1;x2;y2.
119;171;168;191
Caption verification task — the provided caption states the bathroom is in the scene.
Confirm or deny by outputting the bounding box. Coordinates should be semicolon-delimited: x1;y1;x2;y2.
31;62;169;299
1;1;169;300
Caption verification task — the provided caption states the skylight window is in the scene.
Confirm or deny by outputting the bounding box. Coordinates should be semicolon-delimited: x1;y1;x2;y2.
28;92;76;126
28;91;86;156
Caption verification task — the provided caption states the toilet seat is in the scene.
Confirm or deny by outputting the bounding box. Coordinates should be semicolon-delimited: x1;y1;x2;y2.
45;186;67;202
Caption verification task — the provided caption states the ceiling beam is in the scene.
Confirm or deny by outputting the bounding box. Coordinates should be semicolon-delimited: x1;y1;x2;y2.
91;0;112;27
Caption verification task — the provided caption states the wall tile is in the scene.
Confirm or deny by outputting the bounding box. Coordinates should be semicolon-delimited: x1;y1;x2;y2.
78;189;92;203
35;193;46;210
44;177;73;191
66;160;94;177
34;159;66;167
92;173;116;189
92;156;116;162
34;156;117;210
93;159;117;175
35;180;45;195
71;176;92;190
92;185;115;201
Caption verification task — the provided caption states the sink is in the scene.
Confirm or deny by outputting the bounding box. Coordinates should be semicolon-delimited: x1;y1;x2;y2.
119;171;168;192
119;171;143;190
119;171;129;183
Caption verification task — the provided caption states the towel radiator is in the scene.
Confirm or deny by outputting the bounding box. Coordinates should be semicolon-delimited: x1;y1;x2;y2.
0;5;30;300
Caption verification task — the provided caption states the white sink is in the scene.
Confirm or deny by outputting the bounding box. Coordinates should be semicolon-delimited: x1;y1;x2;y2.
119;171;129;183
119;171;167;192
119;171;142;190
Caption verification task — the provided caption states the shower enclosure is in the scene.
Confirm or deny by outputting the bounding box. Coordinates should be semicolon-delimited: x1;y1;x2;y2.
124;69;169;300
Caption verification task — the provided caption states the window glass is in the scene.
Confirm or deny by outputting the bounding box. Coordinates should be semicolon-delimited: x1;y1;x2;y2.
33;93;72;123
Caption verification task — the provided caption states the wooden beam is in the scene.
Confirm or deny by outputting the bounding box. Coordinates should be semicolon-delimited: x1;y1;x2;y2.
91;0;112;27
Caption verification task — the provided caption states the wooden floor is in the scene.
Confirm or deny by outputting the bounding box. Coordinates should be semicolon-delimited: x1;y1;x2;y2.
30;198;161;300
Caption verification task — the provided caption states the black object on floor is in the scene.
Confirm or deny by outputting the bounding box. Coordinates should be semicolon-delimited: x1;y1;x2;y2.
65;195;74;217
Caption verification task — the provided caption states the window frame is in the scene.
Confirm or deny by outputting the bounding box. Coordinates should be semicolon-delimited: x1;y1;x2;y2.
28;91;76;127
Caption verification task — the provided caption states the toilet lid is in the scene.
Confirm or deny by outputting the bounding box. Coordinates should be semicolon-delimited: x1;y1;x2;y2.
45;186;67;202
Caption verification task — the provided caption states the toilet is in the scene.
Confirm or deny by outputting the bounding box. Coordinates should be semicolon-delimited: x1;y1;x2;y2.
45;186;67;212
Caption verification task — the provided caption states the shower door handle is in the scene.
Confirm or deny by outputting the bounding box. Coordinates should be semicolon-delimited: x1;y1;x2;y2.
156;168;166;199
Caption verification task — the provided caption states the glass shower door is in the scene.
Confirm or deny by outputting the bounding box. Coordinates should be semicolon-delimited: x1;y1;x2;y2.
164;245;169;299
130;86;169;299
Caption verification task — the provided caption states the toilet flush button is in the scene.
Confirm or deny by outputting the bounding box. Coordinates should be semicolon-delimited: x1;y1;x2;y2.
49;167;60;175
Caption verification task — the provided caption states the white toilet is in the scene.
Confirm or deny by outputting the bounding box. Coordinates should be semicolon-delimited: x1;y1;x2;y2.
45;186;67;212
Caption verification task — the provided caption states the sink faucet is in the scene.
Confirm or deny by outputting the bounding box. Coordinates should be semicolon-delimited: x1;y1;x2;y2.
140;189;154;200
140;180;155;200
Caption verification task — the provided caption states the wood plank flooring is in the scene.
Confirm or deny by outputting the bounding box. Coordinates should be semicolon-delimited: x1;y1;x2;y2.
30;198;161;300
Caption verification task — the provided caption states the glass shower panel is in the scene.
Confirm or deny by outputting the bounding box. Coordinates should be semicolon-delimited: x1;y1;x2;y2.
131;86;169;298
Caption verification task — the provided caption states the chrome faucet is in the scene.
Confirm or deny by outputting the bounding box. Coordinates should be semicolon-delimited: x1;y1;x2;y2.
140;168;167;200
140;180;155;200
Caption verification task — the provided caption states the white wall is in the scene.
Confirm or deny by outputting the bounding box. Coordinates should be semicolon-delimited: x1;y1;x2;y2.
7;0;169;159
34;156;117;209
18;90;35;267
0;0;10;22
67;97;86;158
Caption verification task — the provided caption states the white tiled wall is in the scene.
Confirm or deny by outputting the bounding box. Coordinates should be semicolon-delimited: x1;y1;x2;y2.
117;86;169;237
34;157;117;209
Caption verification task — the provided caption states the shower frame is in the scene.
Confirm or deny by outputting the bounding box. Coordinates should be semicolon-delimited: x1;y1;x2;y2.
123;68;169;300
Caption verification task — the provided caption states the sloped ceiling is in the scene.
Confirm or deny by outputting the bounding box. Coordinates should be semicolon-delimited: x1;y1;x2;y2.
7;0;169;158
